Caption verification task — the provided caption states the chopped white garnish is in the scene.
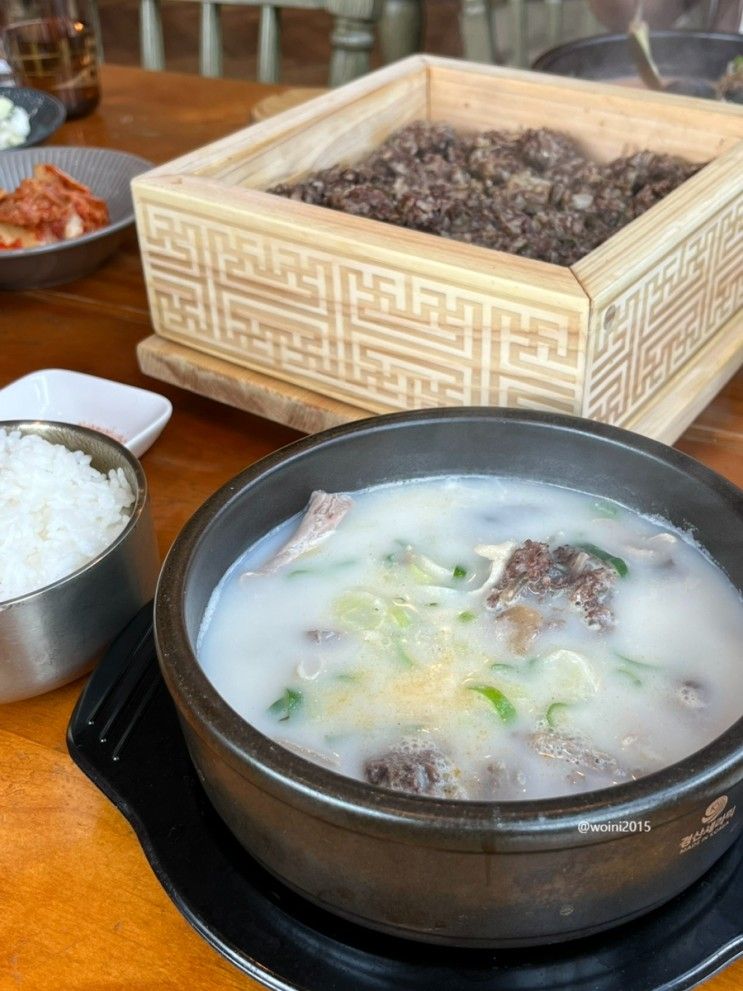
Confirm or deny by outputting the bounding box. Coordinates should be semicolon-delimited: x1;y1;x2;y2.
64;211;84;239
0;95;31;150
471;541;516;595
539;649;601;702
296;656;324;680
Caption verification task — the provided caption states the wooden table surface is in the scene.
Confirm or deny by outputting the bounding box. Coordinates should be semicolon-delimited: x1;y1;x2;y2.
1;64;742;991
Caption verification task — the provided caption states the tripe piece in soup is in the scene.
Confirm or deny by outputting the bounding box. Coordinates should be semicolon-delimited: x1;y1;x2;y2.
197;477;743;801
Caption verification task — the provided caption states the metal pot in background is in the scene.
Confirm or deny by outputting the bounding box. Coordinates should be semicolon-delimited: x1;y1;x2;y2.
0;421;159;703
532;30;742;86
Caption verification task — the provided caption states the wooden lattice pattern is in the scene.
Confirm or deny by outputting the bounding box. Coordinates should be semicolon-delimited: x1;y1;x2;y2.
138;200;585;414
584;198;743;425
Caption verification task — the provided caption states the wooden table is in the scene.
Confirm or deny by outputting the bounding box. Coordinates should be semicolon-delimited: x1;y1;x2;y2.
1;64;741;991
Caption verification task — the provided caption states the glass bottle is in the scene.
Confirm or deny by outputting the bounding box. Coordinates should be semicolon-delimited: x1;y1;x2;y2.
2;0;101;118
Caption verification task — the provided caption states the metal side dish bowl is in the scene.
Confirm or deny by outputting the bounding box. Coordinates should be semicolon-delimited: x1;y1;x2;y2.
0;421;159;703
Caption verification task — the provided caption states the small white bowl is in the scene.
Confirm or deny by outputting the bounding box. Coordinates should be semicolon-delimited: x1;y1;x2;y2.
0;369;172;457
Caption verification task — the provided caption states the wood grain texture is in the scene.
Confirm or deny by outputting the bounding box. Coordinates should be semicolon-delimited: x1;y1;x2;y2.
137;307;743;444
1;64;742;991
620;310;743;444
426;56;743;162
140;56;429;183
0;731;250;991
250;85;326;119
137;333;371;431
134;172;588;414
132;55;742;431
573;143;743;302
578;147;743;428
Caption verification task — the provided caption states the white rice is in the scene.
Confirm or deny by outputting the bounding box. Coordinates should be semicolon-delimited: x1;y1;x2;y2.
0;428;135;602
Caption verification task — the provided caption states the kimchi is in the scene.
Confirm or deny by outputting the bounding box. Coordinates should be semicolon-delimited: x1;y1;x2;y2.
0;164;109;250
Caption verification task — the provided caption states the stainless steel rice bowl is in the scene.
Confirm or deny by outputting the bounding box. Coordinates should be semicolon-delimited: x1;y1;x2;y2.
0;421;159;703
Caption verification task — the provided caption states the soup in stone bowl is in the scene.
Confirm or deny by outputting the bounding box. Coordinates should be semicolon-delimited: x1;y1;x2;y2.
155;409;743;946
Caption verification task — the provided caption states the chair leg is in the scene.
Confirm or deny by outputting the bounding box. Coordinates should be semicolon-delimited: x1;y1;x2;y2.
378;0;424;64
88;0;105;63
508;0;527;66
258;5;281;83
200;1;223;77
545;0;563;49
460;0;495;63
140;0;165;70
327;0;381;85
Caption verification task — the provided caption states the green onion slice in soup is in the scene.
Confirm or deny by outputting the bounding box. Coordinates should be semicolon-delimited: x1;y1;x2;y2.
615;653;656;670
268;688;303;721
389;602;413;628
468;684;518;723
393;639;416;668
577;543;629;578
615;668;643;688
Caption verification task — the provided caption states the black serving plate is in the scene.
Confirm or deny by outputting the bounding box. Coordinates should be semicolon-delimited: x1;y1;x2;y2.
67;604;743;991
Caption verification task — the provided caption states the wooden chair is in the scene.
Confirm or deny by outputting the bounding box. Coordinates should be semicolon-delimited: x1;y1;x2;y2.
460;0;605;67
378;0;719;70
376;0;603;69
135;0;382;85
460;0;717;67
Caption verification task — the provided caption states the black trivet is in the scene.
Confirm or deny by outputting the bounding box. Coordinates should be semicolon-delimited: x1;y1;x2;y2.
67;604;743;991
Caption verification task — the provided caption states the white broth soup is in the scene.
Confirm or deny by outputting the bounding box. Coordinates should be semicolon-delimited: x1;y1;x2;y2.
197;477;743;801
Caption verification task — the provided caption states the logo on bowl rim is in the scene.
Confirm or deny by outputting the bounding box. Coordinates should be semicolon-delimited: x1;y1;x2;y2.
702;795;728;824
679;794;736;855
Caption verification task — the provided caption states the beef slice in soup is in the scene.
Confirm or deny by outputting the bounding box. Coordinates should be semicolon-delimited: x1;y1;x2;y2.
242;489;353;576
530;731;627;781
486;540;617;630
480;758;528;799
364;737;465;799
498;605;545;655
198;476;743;802
554;546;617;630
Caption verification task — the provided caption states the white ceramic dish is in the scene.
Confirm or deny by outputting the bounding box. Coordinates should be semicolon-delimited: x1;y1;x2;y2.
0;369;172;457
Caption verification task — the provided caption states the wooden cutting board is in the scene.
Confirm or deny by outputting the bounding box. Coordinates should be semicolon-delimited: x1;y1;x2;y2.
137;335;373;434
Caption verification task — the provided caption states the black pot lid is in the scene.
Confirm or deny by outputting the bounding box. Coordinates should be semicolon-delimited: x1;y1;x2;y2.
67;605;743;991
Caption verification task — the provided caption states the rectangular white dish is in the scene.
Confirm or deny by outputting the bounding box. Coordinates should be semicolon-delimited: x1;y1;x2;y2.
0;369;172;457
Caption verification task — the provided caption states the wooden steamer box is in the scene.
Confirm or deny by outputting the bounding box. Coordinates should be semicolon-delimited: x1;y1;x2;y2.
133;56;743;440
